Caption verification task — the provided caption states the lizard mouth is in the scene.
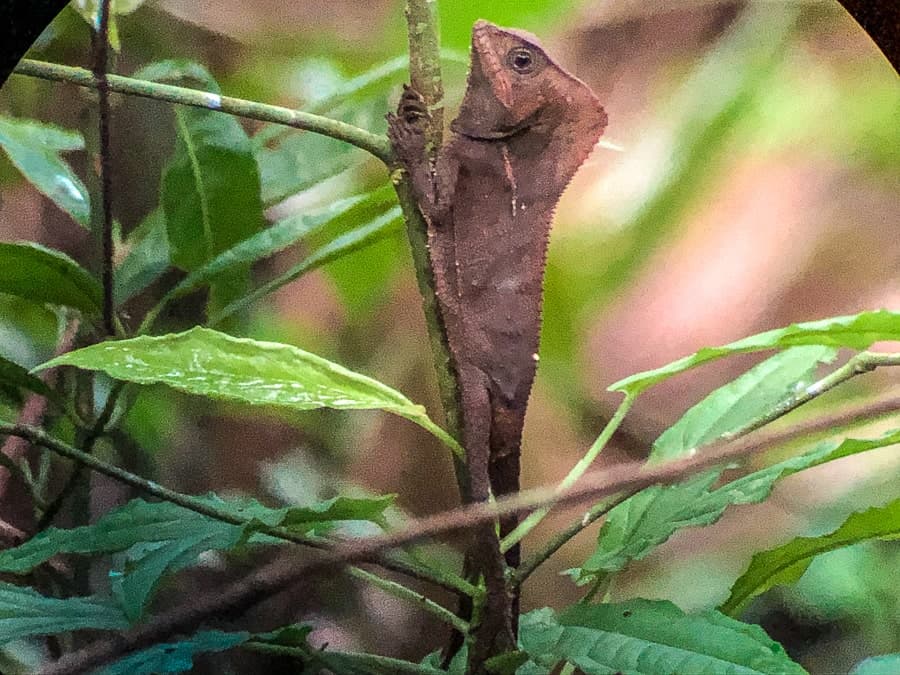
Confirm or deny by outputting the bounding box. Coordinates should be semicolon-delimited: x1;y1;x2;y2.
450;115;535;141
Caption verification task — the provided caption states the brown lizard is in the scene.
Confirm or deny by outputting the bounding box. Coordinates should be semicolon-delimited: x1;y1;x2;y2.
388;20;607;668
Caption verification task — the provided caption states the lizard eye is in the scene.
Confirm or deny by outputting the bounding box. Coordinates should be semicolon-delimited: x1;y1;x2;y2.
507;47;537;74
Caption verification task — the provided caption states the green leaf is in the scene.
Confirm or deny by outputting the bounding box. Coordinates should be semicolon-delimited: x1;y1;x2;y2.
163;192;370;303
651;346;837;462
139;61;263;314
0;242;102;314
0;582;127;645
69;0;150;51
0;493;394;621
0;116;90;226
721;497;900;616
850;654;900;675
38;327;460;454
212;205;402;323
0;354;57;403
519;601;805;674
114;209;170;305
610;310;900;396
97;630;250;675
576;430;900;581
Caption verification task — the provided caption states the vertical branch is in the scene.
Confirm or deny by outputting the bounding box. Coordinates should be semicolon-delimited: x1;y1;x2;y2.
396;0;466;493
405;0;444;153
92;0;115;336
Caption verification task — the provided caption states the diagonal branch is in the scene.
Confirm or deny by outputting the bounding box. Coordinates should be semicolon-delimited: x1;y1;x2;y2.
12;59;392;163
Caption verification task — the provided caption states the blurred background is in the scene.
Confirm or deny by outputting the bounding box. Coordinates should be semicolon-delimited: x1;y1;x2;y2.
0;0;898;672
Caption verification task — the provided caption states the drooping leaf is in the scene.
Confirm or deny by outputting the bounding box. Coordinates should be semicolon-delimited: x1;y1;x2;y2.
518;601;805;674
138;60;263;314
610;310;900;396
212;205;402;322
0;116;90;226
721;497;900;616
97;630;250;675
575;430;900;582
0;242;102;314
850;654;900;675
114;209;170;305
38;326;459;453
651;346;837;462
0;493;394;620
0;582;127;645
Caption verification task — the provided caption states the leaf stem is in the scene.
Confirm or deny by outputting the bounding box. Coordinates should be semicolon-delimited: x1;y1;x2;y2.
501;394;636;552
12;59;392;163
243;640;446;674
348;566;468;633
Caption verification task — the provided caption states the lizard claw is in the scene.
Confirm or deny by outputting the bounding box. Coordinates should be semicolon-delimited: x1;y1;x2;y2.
387;85;429;162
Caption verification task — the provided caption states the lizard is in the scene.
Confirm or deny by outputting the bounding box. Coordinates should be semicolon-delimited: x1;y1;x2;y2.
387;19;607;668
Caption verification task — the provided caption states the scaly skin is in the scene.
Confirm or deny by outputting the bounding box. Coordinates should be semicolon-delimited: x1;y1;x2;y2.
389;20;607;672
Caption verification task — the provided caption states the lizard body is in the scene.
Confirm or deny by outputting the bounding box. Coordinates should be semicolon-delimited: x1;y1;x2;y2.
388;20;606;667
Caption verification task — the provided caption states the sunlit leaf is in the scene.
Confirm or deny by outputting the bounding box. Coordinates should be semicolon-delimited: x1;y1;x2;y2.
0;116;90;226
37;326;459;453
0;582;127;645
518;601;805;674
611;310;900;396
97;630;250;675
0;242;102;314
651;346;837;462
721;497;900;616
575;430;900;582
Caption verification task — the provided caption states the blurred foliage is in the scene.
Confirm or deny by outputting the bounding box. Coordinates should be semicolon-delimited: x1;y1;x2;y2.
0;0;897;672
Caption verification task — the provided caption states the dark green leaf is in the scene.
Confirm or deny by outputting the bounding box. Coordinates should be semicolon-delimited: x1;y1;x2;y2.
0;242;102;314
139;61;263;313
850;654;900;675
114;209;170;305
212;205;402;322
0;354;56;402
164;192;370;302
611;310;900;396
576;430;900;581
721;497;900;616
97;630;250;675
519;602;805;674
0;116;89;226
0;582;127;645
69;0;149;50
651;347;837;462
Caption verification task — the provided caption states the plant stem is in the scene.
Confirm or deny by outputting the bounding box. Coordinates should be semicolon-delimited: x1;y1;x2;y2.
0;423;472;599
243;641;446;674
512;352;900;586
501;394;636;552
92;0;115;337
405;0;444;152
348;566;468;633
12;59;392;163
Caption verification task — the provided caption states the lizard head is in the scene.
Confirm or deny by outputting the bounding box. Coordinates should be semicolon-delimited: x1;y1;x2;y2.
451;20;606;141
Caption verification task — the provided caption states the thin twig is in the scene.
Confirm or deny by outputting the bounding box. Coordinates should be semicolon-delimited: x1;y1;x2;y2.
0;423;472;598
38;353;900;675
12;59;392;163
92;0;115;336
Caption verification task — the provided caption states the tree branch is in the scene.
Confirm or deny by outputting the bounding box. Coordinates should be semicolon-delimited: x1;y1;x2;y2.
12;59;392;163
